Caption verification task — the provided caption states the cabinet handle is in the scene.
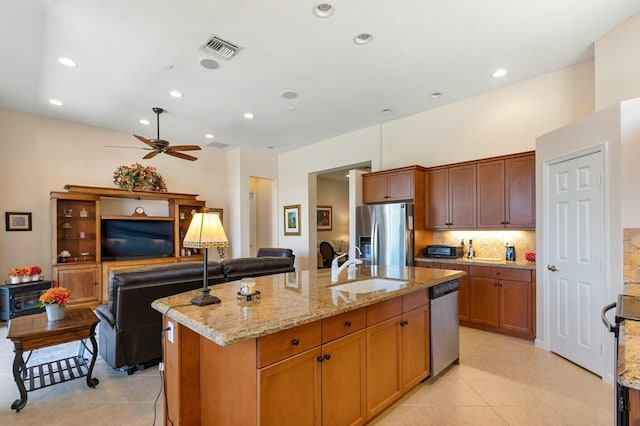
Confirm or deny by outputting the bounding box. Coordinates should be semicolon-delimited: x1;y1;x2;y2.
494;282;499;287
93;281;98;286
317;356;324;363
291;338;299;346
344;321;352;327
500;221;505;224
496;272;501;275
324;354;331;361
400;320;408;327
384;195;390;199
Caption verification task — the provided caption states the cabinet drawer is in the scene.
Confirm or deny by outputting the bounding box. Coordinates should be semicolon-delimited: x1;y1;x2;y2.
439;263;469;273
469;266;531;282
257;321;322;367
402;289;428;312
322;307;366;343
367;297;402;325
415;261;440;269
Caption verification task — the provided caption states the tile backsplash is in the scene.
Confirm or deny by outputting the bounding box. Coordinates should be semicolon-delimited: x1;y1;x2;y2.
624;228;640;283
431;230;536;260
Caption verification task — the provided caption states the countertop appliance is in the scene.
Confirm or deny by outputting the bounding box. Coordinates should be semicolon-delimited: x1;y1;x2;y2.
430;279;460;377
424;245;464;259
602;294;640;425
356;203;414;266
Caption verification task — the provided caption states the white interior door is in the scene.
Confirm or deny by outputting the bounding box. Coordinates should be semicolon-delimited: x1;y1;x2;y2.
547;151;604;376
249;191;257;257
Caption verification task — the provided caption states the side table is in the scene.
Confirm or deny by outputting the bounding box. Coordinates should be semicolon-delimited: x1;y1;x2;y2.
6;308;100;412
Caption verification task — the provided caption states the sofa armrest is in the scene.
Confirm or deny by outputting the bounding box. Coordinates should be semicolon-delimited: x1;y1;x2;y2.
96;303;115;327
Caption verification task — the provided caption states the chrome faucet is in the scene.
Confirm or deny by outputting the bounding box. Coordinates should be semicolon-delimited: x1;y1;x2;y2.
331;251;363;283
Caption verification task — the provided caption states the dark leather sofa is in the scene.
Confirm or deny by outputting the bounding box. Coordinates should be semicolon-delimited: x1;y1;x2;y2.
95;248;294;373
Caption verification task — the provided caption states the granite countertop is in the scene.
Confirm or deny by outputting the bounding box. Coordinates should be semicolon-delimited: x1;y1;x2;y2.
415;256;536;270
151;266;465;347
619;282;640;390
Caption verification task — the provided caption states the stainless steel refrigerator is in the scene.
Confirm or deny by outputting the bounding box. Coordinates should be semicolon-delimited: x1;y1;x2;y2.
356;203;414;266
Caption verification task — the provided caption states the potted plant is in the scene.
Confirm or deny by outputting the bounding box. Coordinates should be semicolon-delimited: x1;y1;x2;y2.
38;287;71;321
58;250;71;263
31;266;42;281
113;163;167;192
8;268;21;284
19;266;31;282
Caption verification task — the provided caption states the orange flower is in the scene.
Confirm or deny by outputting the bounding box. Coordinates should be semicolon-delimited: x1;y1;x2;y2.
38;287;71;306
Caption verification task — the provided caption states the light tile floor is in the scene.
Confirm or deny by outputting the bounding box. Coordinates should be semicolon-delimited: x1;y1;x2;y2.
0;323;613;425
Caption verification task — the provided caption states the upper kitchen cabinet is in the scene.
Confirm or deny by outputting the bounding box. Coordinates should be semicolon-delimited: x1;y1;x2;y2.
476;152;535;229
362;166;425;204
425;164;476;229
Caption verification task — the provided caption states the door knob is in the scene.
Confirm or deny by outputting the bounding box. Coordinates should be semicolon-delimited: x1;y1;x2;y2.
547;265;558;272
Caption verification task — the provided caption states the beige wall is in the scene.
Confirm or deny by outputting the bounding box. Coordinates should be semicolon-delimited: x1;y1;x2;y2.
316;177;349;251
278;63;595;268
595;13;640;111
382;62;595;169
0;109;229;277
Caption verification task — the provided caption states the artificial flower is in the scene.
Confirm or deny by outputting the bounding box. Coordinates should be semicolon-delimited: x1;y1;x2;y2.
38;287;71;306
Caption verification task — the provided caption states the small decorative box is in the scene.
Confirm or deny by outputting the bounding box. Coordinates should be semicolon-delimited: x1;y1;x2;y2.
236;290;261;302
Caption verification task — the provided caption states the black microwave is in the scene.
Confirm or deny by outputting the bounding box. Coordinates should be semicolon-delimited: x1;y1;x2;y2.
424;245;463;259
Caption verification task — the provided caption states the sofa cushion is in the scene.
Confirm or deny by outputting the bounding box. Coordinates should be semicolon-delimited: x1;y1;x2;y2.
221;256;294;280
257;247;294;259
108;262;224;319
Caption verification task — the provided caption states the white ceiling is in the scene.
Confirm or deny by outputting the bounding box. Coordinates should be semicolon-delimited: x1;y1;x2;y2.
1;1;638;153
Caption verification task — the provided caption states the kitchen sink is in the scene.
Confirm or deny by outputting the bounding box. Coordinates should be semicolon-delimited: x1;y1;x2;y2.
330;278;408;293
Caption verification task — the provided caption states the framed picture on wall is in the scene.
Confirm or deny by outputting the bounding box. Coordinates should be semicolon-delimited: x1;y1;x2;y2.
5;212;32;231
317;205;332;231
284;204;301;236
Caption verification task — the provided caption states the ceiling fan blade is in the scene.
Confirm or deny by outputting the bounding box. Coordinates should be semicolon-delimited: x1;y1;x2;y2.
134;135;157;149
166;151;198;161
166;145;202;152
143;151;159;160
104;145;153;151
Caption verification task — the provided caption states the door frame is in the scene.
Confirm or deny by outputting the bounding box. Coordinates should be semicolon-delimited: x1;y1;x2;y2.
538;142;620;384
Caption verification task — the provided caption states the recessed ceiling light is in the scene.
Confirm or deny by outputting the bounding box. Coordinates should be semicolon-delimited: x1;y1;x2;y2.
429;92;443;99
244;112;254;119
282;90;298;99
199;58;220;69
380;108;392;114
49;99;65;106
267;146;275;149
313;3;334;18
205;134;214;139
139;119;150;125
58;57;77;67
169;91;183;98
491;68;508;78
354;33;372;45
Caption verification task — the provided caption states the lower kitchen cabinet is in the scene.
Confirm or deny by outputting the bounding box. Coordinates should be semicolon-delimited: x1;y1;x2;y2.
259;347;322;426
52;264;100;306
401;304;430;391
467;265;534;339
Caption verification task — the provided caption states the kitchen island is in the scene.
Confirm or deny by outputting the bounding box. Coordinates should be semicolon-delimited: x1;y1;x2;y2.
152;265;464;425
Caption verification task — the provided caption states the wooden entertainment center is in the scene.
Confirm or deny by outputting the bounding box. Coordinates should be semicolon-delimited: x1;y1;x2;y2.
50;185;214;308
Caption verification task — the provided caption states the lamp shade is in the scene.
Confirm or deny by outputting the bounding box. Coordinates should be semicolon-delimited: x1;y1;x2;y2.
183;212;228;249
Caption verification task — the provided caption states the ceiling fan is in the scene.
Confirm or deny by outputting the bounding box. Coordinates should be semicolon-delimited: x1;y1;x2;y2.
106;107;201;161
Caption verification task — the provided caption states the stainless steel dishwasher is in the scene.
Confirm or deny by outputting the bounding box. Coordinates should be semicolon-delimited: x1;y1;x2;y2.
429;280;460;377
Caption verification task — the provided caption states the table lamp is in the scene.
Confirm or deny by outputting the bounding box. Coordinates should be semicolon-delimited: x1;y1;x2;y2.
183;211;229;306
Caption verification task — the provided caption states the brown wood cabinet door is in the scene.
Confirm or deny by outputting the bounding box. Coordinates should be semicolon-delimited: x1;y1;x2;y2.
401;305;430;392
322;331;367;426
499;279;532;334
458;276;470;321
448;164;476;228
387;170;414;201
362;173;389;203
259;347;322;426
505;155;536;228
366;316;402;419
415;261;440;269
476;160;505;228
54;265;100;305
469;276;499;327
425;169;449;229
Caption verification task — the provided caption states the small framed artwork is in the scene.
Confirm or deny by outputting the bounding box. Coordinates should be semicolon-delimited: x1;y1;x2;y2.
6;212;32;231
284;271;300;290
317;205;332;231
284;204;301;236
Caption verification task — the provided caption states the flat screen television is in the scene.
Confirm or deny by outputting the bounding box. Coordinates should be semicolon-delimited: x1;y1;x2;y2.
101;219;174;260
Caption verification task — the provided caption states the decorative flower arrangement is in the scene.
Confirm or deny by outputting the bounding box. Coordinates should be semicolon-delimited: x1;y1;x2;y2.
31;266;42;275
113;163;167;192
8;267;22;277
58;250;71;262
38;287;71;306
